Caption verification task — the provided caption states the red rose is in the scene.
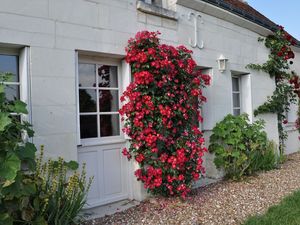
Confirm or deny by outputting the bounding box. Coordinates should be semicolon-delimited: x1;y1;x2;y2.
135;154;145;163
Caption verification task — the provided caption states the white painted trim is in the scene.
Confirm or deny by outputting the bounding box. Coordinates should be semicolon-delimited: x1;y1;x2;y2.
75;51;81;145
19;47;31;124
121;59;131;140
241;74;253;123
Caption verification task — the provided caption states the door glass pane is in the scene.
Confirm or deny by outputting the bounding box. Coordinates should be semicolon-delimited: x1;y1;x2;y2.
80;115;98;139
98;65;118;88
79;63;96;87
233;109;240;116
0;54;19;82
99;90;119;112
100;114;120;137
232;77;239;92
232;93;240;108
79;89;97;112
4;85;19;101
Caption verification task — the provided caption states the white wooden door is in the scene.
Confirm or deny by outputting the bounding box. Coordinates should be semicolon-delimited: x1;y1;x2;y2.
78;143;128;208
76;57;129;208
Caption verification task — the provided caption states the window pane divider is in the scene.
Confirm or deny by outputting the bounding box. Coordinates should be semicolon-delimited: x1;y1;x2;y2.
79;112;98;115
99;112;119;115
99;87;119;90
3;82;20;85
79;87;119;90
79;87;97;90
96;65;100;138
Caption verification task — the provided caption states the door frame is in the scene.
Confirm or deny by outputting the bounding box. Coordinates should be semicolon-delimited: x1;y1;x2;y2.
75;52;131;208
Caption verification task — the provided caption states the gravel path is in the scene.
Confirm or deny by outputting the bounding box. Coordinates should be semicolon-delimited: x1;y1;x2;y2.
86;152;300;225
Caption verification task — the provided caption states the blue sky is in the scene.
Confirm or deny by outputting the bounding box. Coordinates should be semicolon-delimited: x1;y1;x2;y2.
247;0;300;40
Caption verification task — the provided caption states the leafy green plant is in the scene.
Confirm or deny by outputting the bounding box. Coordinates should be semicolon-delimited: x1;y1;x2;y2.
36;146;93;225
209;114;277;180
0;73;92;225
0;72;40;224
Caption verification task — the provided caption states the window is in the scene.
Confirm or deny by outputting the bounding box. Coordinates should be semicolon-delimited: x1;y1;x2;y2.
78;62;121;141
286;102;298;124
0;47;30;123
0;54;20;101
232;76;241;116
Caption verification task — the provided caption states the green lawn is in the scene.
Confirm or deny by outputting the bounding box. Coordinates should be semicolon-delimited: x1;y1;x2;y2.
243;190;300;225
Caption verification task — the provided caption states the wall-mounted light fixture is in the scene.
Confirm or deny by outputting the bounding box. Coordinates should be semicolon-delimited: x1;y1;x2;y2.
217;54;228;73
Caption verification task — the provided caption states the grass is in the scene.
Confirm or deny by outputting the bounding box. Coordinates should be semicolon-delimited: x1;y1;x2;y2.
243;190;300;225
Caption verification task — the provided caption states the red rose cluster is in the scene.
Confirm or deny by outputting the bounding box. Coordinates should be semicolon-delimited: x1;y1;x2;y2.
276;26;296;64
290;74;300;137
119;31;210;198
289;74;300;98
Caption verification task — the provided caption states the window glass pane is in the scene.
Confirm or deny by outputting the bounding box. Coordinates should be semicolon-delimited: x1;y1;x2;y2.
79;63;96;87
233;109;240;116
100;114;120;137
232;77;239;92
0;54;19;82
232;93;240;108
79;89;97;112
99;90;119;112
4;84;19;101
80;115;98;139
98;65;118;88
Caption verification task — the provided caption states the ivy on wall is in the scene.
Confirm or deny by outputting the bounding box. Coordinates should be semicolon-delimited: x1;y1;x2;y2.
247;26;299;154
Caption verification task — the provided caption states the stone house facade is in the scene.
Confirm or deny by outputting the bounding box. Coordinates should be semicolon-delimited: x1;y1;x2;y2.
0;0;299;208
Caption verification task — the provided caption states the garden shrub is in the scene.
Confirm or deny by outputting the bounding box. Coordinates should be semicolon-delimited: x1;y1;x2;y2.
120;31;210;198
35;147;92;225
209;114;277;180
0;73;91;225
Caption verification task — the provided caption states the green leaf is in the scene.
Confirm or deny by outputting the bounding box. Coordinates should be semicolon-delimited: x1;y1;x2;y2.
0;153;21;181
232;151;240;158
17;143;37;160
0;213;13;225
22;183;36;195
0;112;11;132
65;160;79;170
33;216;48;225
12;100;28;114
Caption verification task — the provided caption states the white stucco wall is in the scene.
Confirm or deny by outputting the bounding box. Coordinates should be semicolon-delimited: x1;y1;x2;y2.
285;49;300;154
0;0;298;203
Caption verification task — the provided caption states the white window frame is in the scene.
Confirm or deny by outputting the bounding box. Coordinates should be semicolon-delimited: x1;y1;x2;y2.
285;101;298;126
232;75;241;116
76;55;124;147
0;46;30;123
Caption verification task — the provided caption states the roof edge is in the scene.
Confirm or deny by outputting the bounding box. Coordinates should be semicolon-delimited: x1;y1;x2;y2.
177;0;300;48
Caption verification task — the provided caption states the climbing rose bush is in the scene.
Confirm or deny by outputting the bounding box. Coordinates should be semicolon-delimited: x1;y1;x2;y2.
119;31;210;198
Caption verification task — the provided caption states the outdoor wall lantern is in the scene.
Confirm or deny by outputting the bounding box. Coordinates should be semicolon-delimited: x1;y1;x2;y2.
217;54;228;73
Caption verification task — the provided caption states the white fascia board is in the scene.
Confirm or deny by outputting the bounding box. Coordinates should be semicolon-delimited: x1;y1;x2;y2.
177;0;273;37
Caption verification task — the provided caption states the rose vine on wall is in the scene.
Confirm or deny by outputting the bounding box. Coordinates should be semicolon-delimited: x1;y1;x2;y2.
247;26;299;153
119;31;210;198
